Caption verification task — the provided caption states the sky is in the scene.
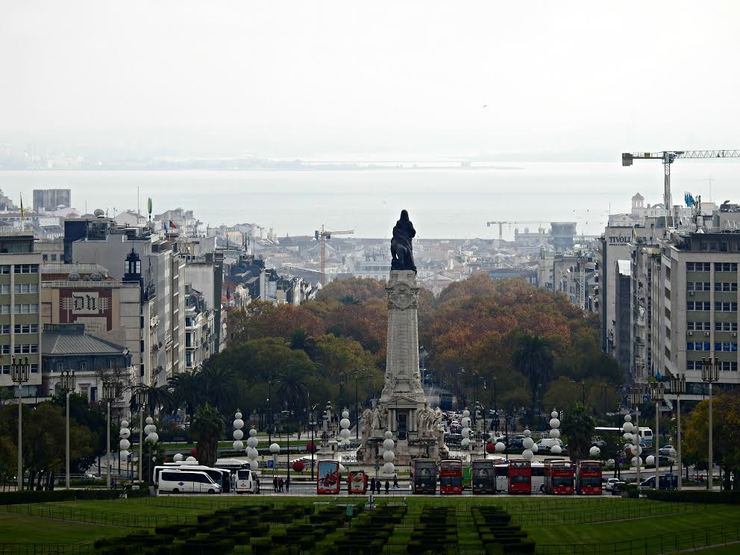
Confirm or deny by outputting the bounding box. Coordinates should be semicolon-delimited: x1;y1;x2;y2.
1;1;739;160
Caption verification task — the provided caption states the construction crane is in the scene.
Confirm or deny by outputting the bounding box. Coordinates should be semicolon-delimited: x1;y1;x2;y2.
315;225;354;286
485;220;548;244
621;150;740;227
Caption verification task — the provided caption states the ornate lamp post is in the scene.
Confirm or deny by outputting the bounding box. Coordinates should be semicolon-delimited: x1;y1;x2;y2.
382;431;395;477
308;404;318;481
669;373;686;489
60;369;76;489
339;409;351;449
10;357;30;490
700;357;720;491
102;380;119;488
135;389;146;482
549;410;563;456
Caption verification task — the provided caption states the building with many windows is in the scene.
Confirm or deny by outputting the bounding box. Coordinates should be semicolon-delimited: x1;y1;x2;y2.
0;233;42;393
631;231;740;398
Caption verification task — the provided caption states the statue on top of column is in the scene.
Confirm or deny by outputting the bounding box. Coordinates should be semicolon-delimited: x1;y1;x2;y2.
390;209;416;272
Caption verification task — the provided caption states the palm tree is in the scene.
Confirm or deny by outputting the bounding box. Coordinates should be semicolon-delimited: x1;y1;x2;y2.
561;402;595;461
190;403;224;467
198;364;238;414
169;371;203;423
130;383;175;415
512;334;554;420
275;366;310;417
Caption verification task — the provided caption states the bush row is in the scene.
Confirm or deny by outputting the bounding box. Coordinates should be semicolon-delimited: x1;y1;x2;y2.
0;488;148;505
646;490;740;504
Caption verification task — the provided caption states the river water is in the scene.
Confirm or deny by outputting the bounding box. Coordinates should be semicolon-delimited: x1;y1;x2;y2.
2;162;738;238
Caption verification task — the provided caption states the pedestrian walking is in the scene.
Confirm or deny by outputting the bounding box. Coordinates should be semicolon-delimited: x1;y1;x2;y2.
370;477;376;493
376;479;381;494
273;476;278;493
393;474;399;489
278;477;284;492
385;480;390;494
285;477;290;493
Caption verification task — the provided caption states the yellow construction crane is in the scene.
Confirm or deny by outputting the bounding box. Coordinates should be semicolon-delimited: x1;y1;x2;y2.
315;225;354;286
622;150;740;227
485;220;547;244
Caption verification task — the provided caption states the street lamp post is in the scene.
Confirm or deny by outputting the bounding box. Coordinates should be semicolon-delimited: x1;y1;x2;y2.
700;357;720;491
670;373;686;490
650;382;665;490
102;380;118;489
60;369;76;489
309;403;317;482
10;357;30;491
135;389;146;482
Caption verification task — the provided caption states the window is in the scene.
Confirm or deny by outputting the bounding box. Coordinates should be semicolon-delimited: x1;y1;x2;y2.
688;282;711;292
13;264;39;274
30;364;38;373
0;305;9;314
688;262;711;272
715;322;739;332
14;283;38;294
0;345;10;354
0;325;9;334
715;302;738;312
687;342;711;351
715;282;738;292
721;361;738;371
0;284;9;294
0;265;9;274
13;303;38;314
715;342;738;352
0;365;9;374
13;324;39;334
14;344;39;354
79;361;87;371
689;321;711;331
687;301;711;311
715;262;738;272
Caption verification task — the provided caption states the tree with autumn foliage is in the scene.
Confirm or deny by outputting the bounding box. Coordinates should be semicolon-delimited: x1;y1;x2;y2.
683;391;740;490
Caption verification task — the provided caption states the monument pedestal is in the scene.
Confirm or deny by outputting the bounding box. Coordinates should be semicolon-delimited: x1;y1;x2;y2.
361;270;445;464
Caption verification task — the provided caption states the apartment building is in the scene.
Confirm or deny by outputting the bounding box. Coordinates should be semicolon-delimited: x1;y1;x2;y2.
0;234;42;393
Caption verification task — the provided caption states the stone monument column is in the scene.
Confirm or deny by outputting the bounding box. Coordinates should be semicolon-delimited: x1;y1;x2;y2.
381;269;425;405
360;210;445;464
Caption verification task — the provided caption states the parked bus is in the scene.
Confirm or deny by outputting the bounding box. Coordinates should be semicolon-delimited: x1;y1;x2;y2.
439;459;463;495
412;458;438;494
544;460;575;495
471;459;496;494
348;471;368;494
156;464;231;493
576;460;603;495
235;468;259;494
317;460;341;495
508;460;532;495
156;469;222;494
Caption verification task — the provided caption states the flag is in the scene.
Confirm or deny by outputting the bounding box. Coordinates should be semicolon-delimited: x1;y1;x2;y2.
169;220;177;229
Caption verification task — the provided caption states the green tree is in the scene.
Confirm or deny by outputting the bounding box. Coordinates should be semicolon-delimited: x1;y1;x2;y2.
560;403;595;462
130;383;174;415
190;403;225;467
512;334;554;418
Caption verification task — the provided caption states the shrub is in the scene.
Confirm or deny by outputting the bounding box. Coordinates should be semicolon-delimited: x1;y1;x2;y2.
646;490;740;504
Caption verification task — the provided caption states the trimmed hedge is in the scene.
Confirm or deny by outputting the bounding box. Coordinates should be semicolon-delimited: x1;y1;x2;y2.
646;489;740;504
0;488;149;505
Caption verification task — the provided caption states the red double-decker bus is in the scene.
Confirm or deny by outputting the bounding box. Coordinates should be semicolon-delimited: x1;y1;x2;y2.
544;460;574;495
317;460;341;495
576;460;602;495
348;470;368;494
439;459;463;495
508;460;531;495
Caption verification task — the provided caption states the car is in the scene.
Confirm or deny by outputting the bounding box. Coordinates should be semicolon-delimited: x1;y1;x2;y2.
591;439;608;450
536;438;563;453
604;477;625;491
639;474;677;490
659;445;676;458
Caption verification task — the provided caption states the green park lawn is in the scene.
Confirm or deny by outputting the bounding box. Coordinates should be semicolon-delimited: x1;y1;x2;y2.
2;495;739;552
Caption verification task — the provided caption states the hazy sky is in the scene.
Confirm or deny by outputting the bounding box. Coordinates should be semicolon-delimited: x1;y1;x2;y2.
2;1;739;159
